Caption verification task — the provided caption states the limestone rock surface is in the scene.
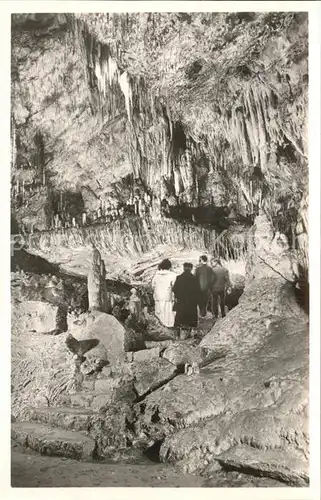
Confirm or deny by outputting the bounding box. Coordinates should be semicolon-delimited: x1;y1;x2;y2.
132;277;308;482
133;358;177;398
11;421;96;460
70;310;126;368
11;300;74;417
162;341;203;367
13;300;58;333
132;347;161;362
215;445;309;486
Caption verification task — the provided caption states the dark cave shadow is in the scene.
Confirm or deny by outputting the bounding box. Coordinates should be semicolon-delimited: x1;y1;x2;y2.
143;440;163;463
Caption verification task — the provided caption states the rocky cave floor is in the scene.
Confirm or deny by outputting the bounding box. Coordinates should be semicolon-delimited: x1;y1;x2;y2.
11;304;263;489
11;441;286;488
11;222;309;489
10;309;286;489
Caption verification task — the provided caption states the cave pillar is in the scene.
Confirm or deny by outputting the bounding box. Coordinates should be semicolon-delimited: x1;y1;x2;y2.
87;244;110;313
246;211;297;284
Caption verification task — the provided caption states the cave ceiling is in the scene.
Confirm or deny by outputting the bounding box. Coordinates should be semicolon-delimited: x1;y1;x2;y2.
11;12;308;216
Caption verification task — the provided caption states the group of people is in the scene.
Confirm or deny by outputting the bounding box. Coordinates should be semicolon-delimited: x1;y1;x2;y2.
151;255;232;335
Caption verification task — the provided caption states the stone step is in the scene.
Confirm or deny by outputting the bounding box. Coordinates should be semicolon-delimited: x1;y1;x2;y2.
11;421;96;461
24;406;96;432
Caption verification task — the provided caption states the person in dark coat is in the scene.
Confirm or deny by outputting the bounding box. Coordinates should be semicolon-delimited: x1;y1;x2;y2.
173;262;201;337
211;258;232;319
195;255;215;317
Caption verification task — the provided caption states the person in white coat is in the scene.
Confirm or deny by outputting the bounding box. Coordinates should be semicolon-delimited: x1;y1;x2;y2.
152;259;177;327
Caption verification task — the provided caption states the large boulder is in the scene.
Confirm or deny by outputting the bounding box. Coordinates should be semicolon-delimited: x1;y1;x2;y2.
13;300;58;333
133;283;308;482
200;278;304;355
69;311;126;369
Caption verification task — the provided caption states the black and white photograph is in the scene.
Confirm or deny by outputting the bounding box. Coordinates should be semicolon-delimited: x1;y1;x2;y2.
7;1;319;493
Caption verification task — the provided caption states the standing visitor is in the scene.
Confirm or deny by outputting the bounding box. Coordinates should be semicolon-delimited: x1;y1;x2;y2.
134;195;140;215
195;255;215;317
151;259;177;328
211;258;232;319
138;197;146;218
173;263;200;338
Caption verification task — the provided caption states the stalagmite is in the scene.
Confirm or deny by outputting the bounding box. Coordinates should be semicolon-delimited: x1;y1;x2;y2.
100;258;110;312
128;288;142;321
87;244;109;313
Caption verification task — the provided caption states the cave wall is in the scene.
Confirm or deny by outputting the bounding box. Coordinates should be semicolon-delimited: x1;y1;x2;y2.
22;216;249;272
11;12;308;254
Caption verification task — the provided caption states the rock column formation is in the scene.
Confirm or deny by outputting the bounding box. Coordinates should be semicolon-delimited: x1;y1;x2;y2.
246;210;297;283
87;244;109;313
